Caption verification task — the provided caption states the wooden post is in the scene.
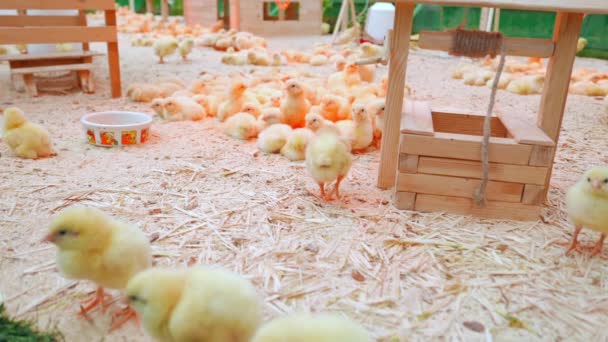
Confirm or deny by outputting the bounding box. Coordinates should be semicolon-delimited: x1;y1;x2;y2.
332;0;348;44
105;9;122;98
537;12;584;199
78;10;90;51
377;2;415;189
493;8;501;32
229;0;239;31
146;0;154;14
161;0;169;21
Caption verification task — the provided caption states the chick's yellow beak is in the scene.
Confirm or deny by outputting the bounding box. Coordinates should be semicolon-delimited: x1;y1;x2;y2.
42;233;55;243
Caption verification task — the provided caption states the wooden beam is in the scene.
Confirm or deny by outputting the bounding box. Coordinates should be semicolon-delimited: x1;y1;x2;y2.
537;12;584;199
0;15;81;27
401;133;533;165
401;100;434;136
394;191;416;210
419;31;555;58
0;26;117;44
399;154;419;173
0;0;115;10
414;194;540;221
105;9;121;98
498;112;554;146
0;51;103;61
377;1;415;189
397;173;524;203
417;156;548;185
11;63;93;74
431;109;508;137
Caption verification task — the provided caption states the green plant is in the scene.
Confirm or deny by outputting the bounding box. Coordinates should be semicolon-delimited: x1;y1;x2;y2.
0;304;63;342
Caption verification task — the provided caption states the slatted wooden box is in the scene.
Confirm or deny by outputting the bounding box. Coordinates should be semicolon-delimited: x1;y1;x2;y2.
394;101;555;220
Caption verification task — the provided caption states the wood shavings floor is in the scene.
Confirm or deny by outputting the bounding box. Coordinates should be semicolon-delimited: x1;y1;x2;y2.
1;33;608;342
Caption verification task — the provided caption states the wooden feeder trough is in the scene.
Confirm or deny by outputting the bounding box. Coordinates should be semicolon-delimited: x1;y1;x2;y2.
376;0;608;221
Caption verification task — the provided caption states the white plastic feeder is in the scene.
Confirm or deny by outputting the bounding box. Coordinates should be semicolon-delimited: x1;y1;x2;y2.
365;2;395;42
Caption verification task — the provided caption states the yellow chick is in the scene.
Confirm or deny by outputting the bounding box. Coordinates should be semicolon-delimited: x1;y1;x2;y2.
193;94;220;118
569;81;607;97
55;43;74;53
44;206;152;328
506;75;545;95
321;22;331;35
360;42;384;59
463;70;495;86
281;80;311;128
224;112;259;140
336;104;374;152
150;98;166;118
577;37;588;53
305;129;352;200
485;72;515;89
2;107;54;159
241;101;262;118
281;128;315;161
154;36;179;64
259;108;285;127
319;94;351;122
565;167;608;256
127;83;162;102
163;96;206;121
257;124;293;154
126;266;262;342
178;37;195;61
305;112;340;136
218;82;248;122
366;98;386;147
344;63;363;87
251;313;371;342
358;64;376;83
309;54;329;66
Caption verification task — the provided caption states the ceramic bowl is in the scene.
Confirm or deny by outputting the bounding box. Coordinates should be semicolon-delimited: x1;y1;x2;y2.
81;111;152;147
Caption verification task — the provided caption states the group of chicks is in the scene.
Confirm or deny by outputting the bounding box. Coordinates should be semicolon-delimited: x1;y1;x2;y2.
127;42;391;200
41;205;371;341
454;54;608;100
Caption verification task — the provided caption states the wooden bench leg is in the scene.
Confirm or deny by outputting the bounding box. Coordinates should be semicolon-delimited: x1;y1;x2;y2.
22;74;38;97
78;70;95;94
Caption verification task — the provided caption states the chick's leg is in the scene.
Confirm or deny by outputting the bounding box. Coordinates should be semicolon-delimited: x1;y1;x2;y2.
590;233;606;257
78;287;112;316
565;224;583;255
332;175;345;199
110;305;139;331
318;182;327;200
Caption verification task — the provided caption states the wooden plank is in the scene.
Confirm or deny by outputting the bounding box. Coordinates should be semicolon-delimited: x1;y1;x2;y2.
0;51;103;61
419;31;555;58
537;13;584;199
377;2;415;189
401;100;434;136
498;112;554;146
522;184;545;205
0;0;116;10
22;73;37;97
399;154;419;173
418;156;548;185
11;63;93;74
397;173;524;203
0;15;80;27
393;0;608;15
401;132;533;165
105;9;121;98
529;146;554;167
431;110;508;137
394;191;416;210
414;194;540;221
0;27;117;44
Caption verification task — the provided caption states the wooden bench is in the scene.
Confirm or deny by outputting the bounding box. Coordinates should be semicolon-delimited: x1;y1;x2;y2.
0;0;122;98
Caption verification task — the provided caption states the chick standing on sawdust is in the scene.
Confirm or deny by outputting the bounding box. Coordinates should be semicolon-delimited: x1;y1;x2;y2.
44;206;152;329
217;82;249;122
224;112;259;140
2;107;54;159
336;104;374;152
126;266;261;342
565;167;608;257
150;98;166;118
154;37;179;64
305;129;352;201
258;123;293;154
178;37;194;61
281;80;310;128
251;313;371;342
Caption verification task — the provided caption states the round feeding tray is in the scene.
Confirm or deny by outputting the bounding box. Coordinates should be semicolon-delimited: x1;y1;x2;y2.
81;111;152;147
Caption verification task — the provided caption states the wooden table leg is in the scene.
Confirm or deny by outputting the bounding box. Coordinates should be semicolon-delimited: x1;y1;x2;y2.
161;0;169;21
377;2;415;189
105;9;122;98
22;74;38;97
78;70;95;93
537;12;584;200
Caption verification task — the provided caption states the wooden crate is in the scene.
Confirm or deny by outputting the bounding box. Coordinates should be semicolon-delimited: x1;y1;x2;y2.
394;101;555;220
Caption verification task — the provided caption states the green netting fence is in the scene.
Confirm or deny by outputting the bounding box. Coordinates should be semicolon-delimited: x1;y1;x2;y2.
114;0;607;58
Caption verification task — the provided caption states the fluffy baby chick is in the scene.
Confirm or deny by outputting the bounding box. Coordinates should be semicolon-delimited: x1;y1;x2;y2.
506;75;545;95
150;98;166;118
163;96;206;121
321;22;331;35
569;81;607;97
178;37;195;61
319;94;351;122
259;108;285;127
485;72;514;89
577;37;588;53
154;37;179;64
218;82;248;122
344;63;363;87
281;128;315;161
309;54;329;66
44;206;152;328
193;94;220;117
366;99;386;147
281;80;311;128
127;83;161;102
251;313;371;342
463;70;495;86
451;63;477;79
565;167;608;256
241;101;262;118
305;128;352;200
305;112;340;136
126;266;261;342
2;107;53;159
360;42;385;59
358;64;376;83
257;124;292;154
224;113;259;140
336;105;374;152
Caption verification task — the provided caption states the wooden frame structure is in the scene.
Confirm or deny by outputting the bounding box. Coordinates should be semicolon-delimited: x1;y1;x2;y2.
184;0;322;36
379;0;608;220
0;0;122;98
